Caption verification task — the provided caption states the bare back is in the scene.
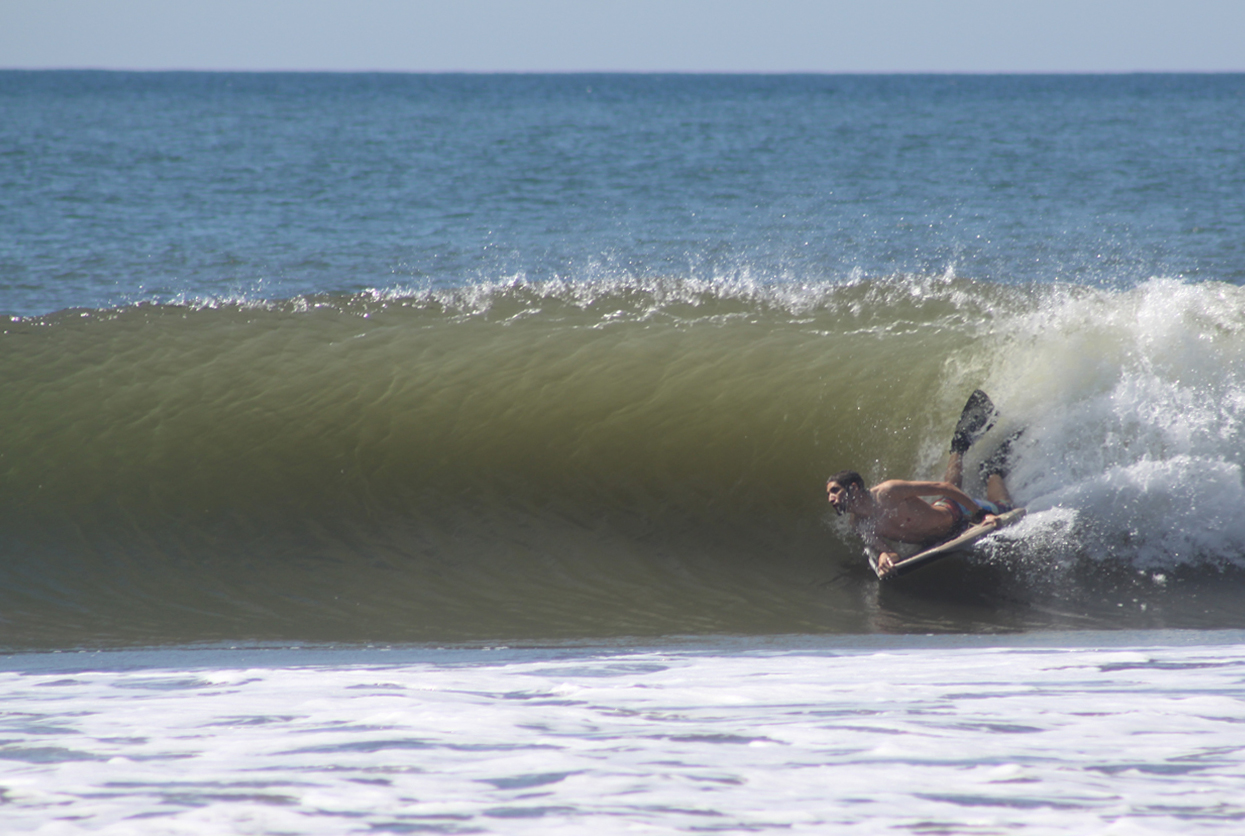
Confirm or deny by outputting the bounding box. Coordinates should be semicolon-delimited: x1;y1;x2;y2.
854;479;975;547
865;493;957;544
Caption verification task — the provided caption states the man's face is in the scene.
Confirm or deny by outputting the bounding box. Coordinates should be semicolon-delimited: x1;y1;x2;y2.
826;481;853;515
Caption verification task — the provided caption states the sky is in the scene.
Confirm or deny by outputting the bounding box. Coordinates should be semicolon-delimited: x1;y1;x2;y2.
2;0;1243;73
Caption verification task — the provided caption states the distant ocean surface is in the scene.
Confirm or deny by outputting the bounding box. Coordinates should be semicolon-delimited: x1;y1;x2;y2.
3;72;1245;832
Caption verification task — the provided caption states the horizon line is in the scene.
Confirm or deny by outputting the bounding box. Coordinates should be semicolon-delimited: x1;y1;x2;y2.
5;67;1244;75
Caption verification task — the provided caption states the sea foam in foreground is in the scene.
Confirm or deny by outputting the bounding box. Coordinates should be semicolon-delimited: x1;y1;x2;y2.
2;637;1244;834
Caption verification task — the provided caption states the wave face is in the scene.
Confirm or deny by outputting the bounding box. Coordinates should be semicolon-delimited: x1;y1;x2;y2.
4;275;1245;646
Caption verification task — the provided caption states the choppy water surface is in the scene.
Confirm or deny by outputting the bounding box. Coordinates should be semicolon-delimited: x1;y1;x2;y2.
4;72;1243;317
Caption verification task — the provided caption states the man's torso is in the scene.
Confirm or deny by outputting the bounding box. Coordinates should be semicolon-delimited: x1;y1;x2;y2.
864;493;959;545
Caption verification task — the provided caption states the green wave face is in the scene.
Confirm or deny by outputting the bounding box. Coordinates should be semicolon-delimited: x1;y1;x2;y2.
3;276;1245;646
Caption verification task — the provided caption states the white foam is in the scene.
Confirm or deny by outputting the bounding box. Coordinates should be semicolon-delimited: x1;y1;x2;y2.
984;278;1245;567
2;644;1245;833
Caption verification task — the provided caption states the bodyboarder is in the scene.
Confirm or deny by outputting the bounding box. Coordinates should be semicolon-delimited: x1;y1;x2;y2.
826;390;1016;578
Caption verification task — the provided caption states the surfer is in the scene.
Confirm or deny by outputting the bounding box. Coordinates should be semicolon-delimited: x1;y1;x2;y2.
826;390;1016;578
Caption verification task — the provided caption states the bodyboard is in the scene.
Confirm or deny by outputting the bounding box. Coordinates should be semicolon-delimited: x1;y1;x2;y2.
870;507;1026;579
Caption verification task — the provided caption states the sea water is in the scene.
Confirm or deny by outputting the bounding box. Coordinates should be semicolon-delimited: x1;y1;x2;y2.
3;72;1245;831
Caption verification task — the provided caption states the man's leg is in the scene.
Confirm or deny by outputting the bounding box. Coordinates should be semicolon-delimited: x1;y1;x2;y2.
943;451;964;489
980;429;1021;508
947;450;1012;507
985;473;1013;507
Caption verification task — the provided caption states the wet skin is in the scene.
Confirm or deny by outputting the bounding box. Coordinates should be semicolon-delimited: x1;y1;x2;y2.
828;477;999;578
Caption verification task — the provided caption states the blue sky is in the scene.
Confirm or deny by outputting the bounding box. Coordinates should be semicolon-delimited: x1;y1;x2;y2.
3;0;1242;73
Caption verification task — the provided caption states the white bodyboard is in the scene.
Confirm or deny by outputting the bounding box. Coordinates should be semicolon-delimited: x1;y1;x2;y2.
868;507;1026;579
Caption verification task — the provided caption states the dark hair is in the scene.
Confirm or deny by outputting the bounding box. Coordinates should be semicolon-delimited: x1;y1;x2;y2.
826;470;865;492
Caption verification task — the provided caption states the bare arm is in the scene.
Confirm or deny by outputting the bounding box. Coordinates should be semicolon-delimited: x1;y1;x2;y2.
854;517;901;579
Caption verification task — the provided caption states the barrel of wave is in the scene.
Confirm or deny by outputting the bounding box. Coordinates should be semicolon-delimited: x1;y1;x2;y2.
0;279;1005;534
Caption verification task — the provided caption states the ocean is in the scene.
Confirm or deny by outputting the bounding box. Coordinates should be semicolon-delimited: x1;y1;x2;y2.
2;71;1245;832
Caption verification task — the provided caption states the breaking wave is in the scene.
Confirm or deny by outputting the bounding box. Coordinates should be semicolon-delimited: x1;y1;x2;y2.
3;274;1245;646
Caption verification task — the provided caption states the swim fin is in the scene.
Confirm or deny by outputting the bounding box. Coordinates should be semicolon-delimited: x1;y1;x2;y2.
980;429;1023;479
950;389;998;454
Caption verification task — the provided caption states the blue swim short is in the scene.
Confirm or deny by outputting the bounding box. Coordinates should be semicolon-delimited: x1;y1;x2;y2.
930;497;1013;533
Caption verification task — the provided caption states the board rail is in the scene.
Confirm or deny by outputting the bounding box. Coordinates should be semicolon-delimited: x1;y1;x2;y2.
868;507;1027;579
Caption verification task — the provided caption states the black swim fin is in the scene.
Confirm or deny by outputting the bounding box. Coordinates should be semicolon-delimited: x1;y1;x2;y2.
980;429;1023;479
950;389;998;454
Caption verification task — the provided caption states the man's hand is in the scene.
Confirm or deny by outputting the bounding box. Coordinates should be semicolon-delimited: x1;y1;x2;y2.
972;508;1000;527
875;551;900;579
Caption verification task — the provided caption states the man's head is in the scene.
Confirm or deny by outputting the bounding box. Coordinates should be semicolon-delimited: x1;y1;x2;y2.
826;470;866;516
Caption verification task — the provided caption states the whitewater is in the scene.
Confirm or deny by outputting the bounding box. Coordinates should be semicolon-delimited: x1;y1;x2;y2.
5;638;1245;834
